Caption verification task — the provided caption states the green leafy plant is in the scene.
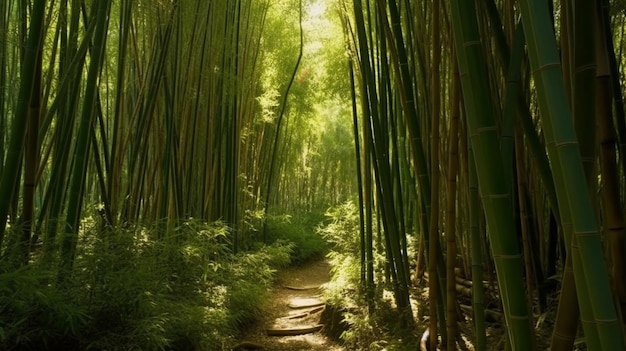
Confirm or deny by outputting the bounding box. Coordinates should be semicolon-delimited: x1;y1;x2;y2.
319;202;421;350
317;201;360;255
0;217;293;350
265;212;327;263
0;267;89;350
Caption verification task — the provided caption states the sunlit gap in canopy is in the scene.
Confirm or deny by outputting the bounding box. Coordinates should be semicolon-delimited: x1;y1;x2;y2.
308;0;326;18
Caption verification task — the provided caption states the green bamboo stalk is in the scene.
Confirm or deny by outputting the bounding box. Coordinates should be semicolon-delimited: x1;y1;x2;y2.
571;0;597;184
559;0;572;106
518;0;625;348
379;0;430;222
225;1;242;249
0;0;11;177
375;1;449;337
390;103;411;287
122;5;175;225
108;0;133;225
600;0;626;191
445;52;460;350
428;0;442;347
467;126;487;351
362;57;376;314
369;130;414;326
349;58;369;295
516;10;585;351
17;11;43;265
352;0;414;326
341;10;369;297
570;1;602;347
514;124;535;313
182;0;209;219
58;0;111;281
200;1;224;221
450;1;533;349
262;0;303;241
595;0;626;323
40;0;90;261
159;7;179;226
501;20;544;318
0;0;46;248
378;12;411;295
499;22;524;195
505;20;551;314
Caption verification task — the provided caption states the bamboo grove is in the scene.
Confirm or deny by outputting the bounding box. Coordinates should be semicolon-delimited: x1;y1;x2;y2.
4;0;626;350
342;0;626;349
0;0;356;304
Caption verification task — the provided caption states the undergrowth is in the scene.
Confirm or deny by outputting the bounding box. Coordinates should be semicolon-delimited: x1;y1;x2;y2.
265;211;328;263
0;218;292;350
318;201;421;350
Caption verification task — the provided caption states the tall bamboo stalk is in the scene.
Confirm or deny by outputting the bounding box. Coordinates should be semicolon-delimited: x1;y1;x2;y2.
428;0;442;347
519;0;625;348
59;0;112;282
262;0;303;242
445;52;460;350
0;0;47;249
595;0;626;323
450;0;533;348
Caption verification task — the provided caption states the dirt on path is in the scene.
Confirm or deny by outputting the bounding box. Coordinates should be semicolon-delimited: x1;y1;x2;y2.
230;259;344;351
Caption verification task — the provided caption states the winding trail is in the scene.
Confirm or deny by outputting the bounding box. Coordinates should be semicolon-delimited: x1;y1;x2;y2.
232;259;343;350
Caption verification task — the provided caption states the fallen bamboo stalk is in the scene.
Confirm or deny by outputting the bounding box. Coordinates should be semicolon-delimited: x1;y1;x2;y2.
282;306;325;319
424;272;490;289
423;272;493;298
288;298;325;309
459;304;503;322
266;324;324;336
283;285;321;291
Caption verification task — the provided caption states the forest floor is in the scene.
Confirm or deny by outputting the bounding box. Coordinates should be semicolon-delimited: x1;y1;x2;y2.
229;259;344;351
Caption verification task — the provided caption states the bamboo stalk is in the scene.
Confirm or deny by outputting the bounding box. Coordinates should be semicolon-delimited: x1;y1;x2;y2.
0;0;47;246
450;1;534;348
59;0;112;282
519;0;625;348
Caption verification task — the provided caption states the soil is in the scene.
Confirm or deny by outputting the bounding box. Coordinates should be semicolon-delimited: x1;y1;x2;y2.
230;259;344;351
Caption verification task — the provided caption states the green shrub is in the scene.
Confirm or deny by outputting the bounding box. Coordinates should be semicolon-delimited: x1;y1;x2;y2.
0;217;293;350
317;201;361;255
0;268;88;350
222;242;292;331
265;213;327;263
318;202;420;350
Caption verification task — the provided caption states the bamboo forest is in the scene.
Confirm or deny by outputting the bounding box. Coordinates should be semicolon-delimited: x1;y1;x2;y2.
3;0;626;350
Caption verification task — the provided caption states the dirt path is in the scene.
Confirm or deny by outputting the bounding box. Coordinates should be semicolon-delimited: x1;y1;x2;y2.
231;259;344;351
